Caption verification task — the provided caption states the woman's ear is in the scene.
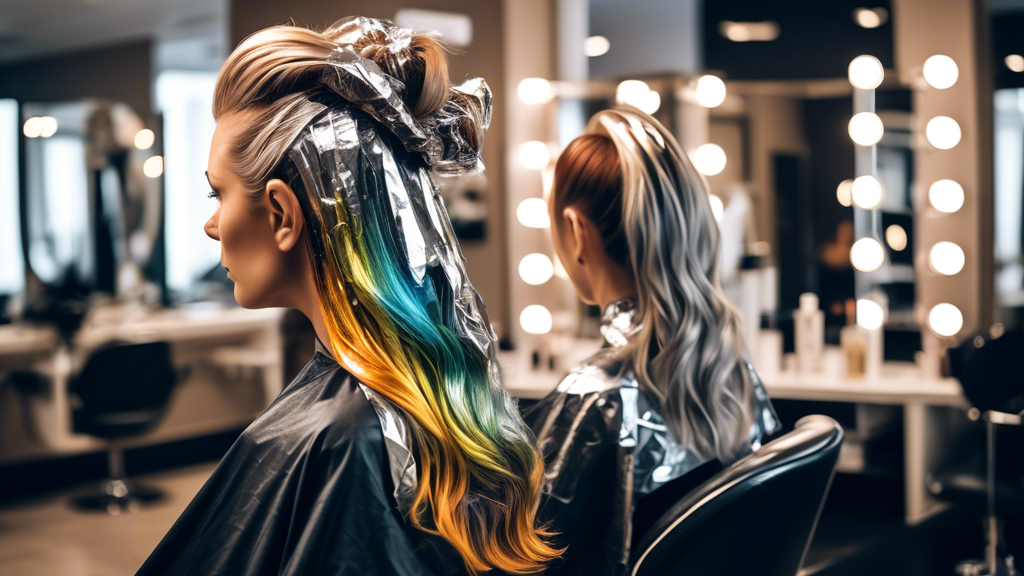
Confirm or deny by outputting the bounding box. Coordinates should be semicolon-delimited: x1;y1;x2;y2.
265;179;304;252
563;207;586;265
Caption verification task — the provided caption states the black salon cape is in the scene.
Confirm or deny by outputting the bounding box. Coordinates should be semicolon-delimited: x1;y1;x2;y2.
135;349;466;576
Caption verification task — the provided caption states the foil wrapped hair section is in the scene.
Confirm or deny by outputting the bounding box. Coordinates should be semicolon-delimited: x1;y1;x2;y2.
319;16;492;177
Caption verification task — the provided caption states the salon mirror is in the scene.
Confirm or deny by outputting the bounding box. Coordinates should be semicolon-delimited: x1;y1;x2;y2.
20;99;164;336
525;0;924;359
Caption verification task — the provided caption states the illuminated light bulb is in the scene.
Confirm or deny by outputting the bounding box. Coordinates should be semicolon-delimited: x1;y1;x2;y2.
850;237;885;272
519;141;551;171
519;253;554;285
1006;54;1024;73
584;35;610;57
848;55;885;90
926;116;961;150
849;112;884;146
134;128;155;150
692;144;727;176
856;298;885;330
517;78;556;105
836;179;854;207
930;241;965;276
885;224;908;251
851;175;885;209
616;80;651;106
516;198;550;229
853;8;888;28
928;303;963;337
694;75;727;108
637;90;661;114
143;156;165;179
23;117;42;138
709;194;725;222
38;116;58;138
928;180;965;213
923;55;958;89
520;304;553;335
718;21;780;42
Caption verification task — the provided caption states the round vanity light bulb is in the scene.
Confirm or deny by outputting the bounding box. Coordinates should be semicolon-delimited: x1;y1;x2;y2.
856;298;885;331
930;241;965;276
584;35;611;57
38;117;58;138
693;144;727;176
836;179;854;207
134;128;155;150
928;180;965;213
926;116;961;150
519;141;551;171
638;90;661;114
516;197;550;229
520;304;553;335
518;78;556;105
885;224;908;251
850;238;885;272
849;112;884;146
519;253;554;285
694;75;727;108
923;55;959;89
851;175;885;209
928;303;964;337
848;55;885;90
1006;54;1024;73
616;80;651;106
143;156;164;179
23;117;42;138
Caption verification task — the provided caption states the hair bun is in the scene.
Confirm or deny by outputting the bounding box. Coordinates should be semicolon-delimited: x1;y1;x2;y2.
320;17;490;175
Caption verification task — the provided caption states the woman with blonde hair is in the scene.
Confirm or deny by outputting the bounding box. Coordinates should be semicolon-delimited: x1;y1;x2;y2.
136;17;557;576
527;107;780;575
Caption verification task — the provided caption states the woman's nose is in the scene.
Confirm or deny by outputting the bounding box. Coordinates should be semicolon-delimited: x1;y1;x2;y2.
205;210;220;241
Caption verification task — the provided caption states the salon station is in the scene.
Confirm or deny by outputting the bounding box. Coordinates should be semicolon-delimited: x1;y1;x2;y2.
0;1;1022;575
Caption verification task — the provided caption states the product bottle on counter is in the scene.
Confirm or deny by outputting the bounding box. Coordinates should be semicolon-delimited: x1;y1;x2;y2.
793;293;824;373
840;298;867;378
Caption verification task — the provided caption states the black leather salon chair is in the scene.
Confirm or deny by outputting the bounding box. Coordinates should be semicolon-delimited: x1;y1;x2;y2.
931;330;1024;575
629;415;843;576
70;341;179;513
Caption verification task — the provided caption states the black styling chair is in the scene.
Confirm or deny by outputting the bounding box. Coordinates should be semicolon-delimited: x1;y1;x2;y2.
630;415;843;576
934;330;1024;576
70;341;179;513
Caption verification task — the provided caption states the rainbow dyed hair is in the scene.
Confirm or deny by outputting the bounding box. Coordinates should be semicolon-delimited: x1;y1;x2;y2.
213;22;558;574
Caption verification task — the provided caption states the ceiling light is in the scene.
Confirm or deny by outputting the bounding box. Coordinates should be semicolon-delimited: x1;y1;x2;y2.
718;21;780;42
853;8;889;28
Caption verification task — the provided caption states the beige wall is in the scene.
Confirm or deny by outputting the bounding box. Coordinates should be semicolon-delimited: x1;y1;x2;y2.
229;0;511;335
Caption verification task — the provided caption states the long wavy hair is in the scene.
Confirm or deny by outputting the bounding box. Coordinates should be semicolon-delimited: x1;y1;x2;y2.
552;107;755;463
214;22;557;574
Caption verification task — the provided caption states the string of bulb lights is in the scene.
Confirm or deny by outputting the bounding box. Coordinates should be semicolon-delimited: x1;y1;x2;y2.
844;52;966;339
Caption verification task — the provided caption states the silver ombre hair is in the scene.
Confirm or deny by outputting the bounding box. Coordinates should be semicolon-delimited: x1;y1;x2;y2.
589;106;755;462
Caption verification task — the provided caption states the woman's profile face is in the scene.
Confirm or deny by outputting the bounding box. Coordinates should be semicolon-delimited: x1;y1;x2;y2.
204;114;295;309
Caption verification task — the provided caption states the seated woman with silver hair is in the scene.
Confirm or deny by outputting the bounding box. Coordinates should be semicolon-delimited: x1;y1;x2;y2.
527;106;781;576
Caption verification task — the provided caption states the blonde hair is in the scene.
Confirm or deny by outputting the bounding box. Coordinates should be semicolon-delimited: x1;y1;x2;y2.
214;21;557;574
552;108;755;463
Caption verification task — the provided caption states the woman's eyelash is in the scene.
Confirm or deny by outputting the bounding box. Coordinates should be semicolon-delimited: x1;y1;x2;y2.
208;189;220;199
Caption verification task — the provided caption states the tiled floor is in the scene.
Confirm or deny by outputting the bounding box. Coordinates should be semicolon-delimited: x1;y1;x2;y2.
0;462;216;576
